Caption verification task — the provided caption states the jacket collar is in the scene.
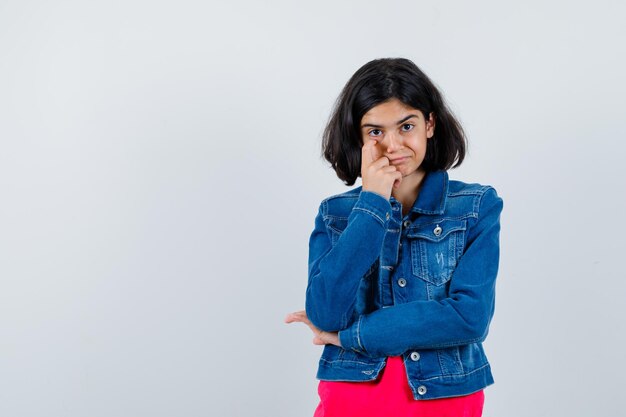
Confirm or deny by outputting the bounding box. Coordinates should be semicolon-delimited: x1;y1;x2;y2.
389;169;448;215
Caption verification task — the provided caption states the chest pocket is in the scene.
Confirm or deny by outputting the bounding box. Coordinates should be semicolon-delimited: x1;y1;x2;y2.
406;219;467;286
326;216;348;246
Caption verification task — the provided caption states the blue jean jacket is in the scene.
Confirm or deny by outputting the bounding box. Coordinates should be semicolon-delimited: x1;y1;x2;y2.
305;169;504;400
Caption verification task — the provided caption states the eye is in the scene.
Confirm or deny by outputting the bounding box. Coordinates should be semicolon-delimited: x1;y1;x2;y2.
401;124;414;132
368;129;382;137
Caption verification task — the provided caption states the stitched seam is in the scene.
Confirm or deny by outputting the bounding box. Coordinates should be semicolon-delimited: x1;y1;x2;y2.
352;207;384;226
322;193;360;204
319;358;378;366
412;209;444;215
407;214;477;229
321;199;328;216
448;190;483;196
422;336;484;349
356;315;365;352
419;362;491;381
473;186;494;216
323;215;349;221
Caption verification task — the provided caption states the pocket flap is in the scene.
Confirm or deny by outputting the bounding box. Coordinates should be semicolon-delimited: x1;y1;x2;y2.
406;219;467;242
326;216;348;234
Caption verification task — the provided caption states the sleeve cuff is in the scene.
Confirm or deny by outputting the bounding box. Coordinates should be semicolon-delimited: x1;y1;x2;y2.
353;190;392;227
339;315;366;354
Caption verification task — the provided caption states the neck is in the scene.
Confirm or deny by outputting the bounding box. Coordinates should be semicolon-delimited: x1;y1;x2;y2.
392;168;427;211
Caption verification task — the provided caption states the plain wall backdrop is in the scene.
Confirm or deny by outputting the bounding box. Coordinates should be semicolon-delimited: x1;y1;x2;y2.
1;0;625;416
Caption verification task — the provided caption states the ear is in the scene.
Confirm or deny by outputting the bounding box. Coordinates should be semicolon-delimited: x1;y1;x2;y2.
426;112;436;138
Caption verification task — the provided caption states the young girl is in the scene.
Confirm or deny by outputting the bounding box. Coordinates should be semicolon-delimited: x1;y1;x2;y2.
285;57;503;417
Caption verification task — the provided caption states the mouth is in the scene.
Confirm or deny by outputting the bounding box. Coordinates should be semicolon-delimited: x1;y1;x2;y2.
390;156;408;163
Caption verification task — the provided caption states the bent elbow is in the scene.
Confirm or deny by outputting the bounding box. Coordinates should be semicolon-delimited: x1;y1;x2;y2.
305;298;344;332
465;314;493;344
452;304;493;345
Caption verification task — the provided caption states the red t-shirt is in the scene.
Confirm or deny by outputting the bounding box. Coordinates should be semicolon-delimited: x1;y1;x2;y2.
314;356;484;417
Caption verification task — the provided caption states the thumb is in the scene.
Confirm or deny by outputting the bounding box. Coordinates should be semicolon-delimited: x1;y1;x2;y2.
393;172;403;189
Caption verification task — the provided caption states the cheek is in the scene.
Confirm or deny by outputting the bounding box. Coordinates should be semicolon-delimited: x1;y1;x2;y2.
406;135;427;151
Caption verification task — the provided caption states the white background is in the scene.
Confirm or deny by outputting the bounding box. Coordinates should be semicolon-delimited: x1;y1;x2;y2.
1;1;625;416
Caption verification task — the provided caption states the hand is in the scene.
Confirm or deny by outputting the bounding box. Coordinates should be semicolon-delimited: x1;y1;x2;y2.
360;139;403;200
284;310;342;347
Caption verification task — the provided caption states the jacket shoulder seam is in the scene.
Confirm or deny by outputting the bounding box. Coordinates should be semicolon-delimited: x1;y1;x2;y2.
476;185;497;215
448;180;494;196
321;192;360;204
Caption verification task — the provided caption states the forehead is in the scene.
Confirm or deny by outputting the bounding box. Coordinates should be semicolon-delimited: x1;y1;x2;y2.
361;99;422;122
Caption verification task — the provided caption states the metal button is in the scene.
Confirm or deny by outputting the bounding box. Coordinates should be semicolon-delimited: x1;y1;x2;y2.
397;278;406;287
433;224;442;236
385;212;390;220
403;220;411;228
417;385;427;395
410;351;420;361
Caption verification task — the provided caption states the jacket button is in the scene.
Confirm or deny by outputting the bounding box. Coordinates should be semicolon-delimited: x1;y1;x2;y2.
403;220;411;228
410;351;420;361
433;225;442;236
417;385;427;395
397;278;407;287
385;212;390;220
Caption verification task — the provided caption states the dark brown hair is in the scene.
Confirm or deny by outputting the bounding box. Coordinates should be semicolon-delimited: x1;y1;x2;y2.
321;57;467;186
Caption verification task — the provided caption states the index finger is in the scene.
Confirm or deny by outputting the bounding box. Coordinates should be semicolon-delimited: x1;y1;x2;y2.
361;139;377;167
284;310;309;324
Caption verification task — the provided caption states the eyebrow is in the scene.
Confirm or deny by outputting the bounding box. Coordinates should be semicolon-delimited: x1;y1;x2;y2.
361;114;419;129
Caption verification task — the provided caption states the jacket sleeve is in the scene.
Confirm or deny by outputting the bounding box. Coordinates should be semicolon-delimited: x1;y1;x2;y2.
338;187;504;356
305;191;392;332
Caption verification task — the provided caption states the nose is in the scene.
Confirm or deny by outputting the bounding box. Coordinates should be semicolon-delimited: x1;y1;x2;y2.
383;132;403;152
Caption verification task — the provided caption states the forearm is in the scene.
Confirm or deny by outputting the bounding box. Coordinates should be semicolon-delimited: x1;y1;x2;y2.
338;291;495;356
305;191;391;332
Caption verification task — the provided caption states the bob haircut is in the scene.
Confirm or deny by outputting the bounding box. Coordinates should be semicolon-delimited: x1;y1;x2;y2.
322;57;467;186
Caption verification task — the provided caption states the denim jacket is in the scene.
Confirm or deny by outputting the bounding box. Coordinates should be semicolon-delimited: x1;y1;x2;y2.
305;169;503;400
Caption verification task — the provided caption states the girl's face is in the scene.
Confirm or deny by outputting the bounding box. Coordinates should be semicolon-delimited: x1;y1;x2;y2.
360;98;435;178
